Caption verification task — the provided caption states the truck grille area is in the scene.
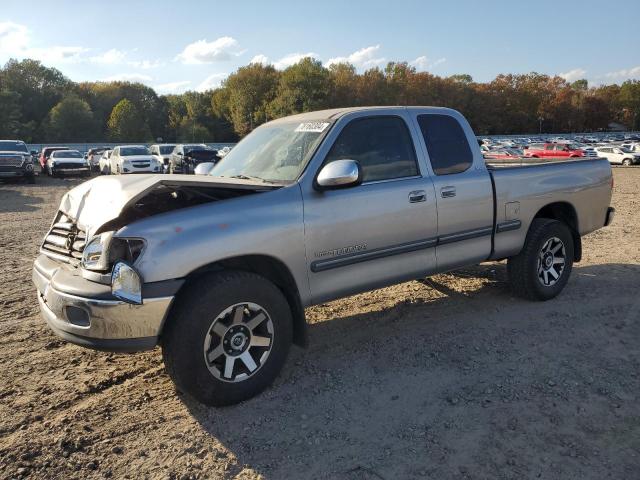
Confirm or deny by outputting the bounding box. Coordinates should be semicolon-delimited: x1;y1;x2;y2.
41;214;86;266
0;155;23;167
52;162;86;170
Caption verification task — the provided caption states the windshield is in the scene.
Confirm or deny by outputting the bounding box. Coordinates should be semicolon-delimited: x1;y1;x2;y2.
159;145;175;154
0;141;28;153
52;150;82;158
209;121;329;182
121;146;150;156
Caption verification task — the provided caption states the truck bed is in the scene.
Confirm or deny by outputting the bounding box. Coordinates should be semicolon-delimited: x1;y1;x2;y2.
487;157;613;260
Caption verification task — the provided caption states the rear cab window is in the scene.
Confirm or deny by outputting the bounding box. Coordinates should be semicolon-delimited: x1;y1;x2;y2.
324;116;419;182
417;114;473;175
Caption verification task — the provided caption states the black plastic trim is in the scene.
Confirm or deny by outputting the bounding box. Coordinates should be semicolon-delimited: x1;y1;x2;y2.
496;220;522;233
47;323;157;352
437;226;494;245
311;238;437;273
142;278;185;297
310;225;495;273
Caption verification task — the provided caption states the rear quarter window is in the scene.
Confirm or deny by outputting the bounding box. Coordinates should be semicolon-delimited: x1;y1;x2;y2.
417;114;473;175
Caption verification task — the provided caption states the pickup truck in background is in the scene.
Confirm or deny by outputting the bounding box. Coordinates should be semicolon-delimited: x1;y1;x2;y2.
525;142;585;158
0;139;36;183
32;107;614;406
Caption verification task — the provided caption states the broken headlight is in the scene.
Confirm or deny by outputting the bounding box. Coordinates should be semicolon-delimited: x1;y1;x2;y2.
82;232;145;272
82;232;114;271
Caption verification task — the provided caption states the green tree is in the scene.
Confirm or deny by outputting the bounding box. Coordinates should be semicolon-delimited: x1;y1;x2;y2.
0;59;72;141
107;98;152;142
223;63;280;136
0;89;22;138
45;94;96;142
269;58;330;117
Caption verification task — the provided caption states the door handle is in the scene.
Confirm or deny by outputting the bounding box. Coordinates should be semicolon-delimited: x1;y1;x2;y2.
440;186;456;198
408;190;427;203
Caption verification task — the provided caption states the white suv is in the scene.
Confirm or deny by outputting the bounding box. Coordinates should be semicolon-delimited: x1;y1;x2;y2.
595;146;640;166
109;145;162;174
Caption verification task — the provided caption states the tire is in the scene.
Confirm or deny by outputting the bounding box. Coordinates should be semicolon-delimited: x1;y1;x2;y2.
622;158;631;166
162;270;293;406
507;218;574;301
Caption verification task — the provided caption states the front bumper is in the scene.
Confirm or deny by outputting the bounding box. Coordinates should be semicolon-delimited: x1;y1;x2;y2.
51;165;90;175
0;165;34;178
32;254;174;352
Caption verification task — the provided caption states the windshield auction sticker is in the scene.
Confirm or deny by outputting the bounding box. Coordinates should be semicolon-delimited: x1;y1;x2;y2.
295;122;330;133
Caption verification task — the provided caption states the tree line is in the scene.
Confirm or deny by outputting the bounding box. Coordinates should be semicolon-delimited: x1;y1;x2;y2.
1;57;639;144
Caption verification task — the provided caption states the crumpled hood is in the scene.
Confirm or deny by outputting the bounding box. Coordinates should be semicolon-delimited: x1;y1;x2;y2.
58;174;273;237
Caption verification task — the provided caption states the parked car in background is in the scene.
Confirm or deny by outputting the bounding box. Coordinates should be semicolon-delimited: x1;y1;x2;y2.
168;144;219;174
525;143;584;159
483;148;522;160
0;139;35;183
620;143;640;153
595;146;640;166
39;146;69;170
85;147;109;171
98;150;113;174
217;146;233;158
46;150;91;177
149;144;177;173
109;145;162;174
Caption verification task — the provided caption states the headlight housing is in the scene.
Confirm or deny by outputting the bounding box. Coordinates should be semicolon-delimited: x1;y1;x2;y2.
112;261;142;304
82;232;145;272
82;232;114;271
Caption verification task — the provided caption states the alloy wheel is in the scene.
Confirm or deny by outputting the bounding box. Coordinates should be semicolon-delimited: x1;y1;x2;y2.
203;303;274;383
537;236;566;287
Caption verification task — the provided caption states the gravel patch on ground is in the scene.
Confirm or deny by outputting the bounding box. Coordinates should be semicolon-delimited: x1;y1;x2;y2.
1;169;638;479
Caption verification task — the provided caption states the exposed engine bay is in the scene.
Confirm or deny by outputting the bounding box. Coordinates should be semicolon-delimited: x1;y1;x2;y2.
98;181;273;233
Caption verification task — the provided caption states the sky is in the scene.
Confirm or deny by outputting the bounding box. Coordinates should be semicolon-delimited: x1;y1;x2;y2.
1;0;639;94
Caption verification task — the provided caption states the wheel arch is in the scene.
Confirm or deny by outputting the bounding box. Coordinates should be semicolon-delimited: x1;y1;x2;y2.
533;201;581;261
170;254;307;347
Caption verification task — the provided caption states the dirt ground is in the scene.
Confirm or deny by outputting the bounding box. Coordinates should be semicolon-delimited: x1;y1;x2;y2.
0;168;638;480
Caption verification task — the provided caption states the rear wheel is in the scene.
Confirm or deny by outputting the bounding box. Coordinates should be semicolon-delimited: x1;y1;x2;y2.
507;219;574;301
162;271;293;406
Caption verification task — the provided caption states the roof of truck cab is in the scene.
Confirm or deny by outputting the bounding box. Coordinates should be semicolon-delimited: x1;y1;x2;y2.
266;106;459;124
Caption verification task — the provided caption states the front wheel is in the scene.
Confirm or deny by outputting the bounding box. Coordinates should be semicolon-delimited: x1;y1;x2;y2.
507;219;574;301
622;158;631;166
162;271;293;406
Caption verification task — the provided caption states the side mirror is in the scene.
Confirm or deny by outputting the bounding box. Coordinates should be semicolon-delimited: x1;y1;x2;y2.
316;159;361;190
194;162;215;175
31;150;37;155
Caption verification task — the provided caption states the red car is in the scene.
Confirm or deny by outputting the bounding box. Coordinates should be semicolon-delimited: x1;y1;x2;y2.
38;146;69;170
524;143;584;159
484;148;521;160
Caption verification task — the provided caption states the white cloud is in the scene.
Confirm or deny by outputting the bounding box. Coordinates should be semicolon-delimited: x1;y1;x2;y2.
249;54;269;65
0;21;87;64
176;37;243;64
128;59;165;69
327;45;385;69
196;73;227;92
559;68;587;82
604;65;640;80
273;52;318;70
410;55;446;71
0;21;29;55
155;80;191;94
90;48;126;64
102;73;153;83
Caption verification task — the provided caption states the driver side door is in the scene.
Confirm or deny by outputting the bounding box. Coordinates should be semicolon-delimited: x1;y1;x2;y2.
301;114;438;304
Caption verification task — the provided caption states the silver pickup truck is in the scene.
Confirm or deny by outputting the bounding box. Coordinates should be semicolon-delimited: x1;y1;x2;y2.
33;107;615;406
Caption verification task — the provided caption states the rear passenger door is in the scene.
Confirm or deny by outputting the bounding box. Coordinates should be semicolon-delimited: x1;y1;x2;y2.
413;113;494;271
302;114;438;304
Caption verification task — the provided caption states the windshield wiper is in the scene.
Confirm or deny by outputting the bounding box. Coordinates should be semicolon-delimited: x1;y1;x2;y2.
228;174;278;184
